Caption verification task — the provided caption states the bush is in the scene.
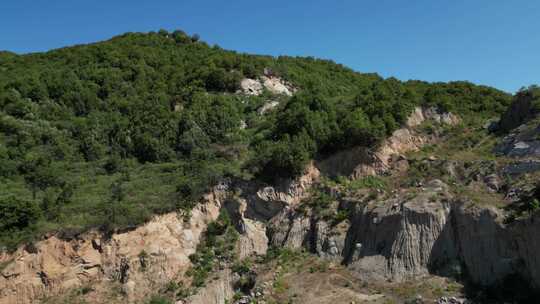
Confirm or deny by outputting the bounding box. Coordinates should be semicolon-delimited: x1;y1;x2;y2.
0;196;42;249
186;209;239;287
528;199;540;215
346;176;387;191
147;295;172;304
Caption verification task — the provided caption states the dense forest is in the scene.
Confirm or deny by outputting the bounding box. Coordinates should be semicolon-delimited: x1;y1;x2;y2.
0;30;512;249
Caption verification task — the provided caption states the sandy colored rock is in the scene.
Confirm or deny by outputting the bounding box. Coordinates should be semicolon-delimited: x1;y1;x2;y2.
0;186;228;304
239;76;296;97
186;269;235;304
260;76;293;96
318;107;459;179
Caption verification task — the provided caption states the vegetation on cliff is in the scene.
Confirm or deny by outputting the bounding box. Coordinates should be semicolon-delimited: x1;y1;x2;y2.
0;29;512;249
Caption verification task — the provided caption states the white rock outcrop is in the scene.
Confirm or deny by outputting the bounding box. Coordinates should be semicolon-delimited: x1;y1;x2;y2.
260;76;293;96
239;76;295;96
240;79;263;96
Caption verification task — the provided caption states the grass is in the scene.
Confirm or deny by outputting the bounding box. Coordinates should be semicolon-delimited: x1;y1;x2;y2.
409;120;500;162
347;176;388;191
451;182;507;208
39;161;180;234
273;275;290;295
147;296;173;304
41;289;91;304
386;278;464;303
297;186;354;225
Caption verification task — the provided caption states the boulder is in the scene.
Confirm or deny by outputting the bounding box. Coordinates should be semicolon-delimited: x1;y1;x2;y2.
260;76;293;96
240;78;263;95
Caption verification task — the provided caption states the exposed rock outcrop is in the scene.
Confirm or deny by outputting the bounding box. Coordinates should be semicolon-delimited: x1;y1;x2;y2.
406;106;460;127
345;181;456;282
260;76;294;96
0;188;228;304
240;78;263;96
186;269;235;304
257;100;280;115
503;160;540;175
239;76;296;97
241;162;320;221
0;162;320;304
494;123;540;158
494;90;540;161
498;90;539;133
269;179;540;289
318;107;460;178
5;104;540;304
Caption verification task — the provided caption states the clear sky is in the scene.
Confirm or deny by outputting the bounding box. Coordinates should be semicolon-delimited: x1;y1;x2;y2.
1;0;538;93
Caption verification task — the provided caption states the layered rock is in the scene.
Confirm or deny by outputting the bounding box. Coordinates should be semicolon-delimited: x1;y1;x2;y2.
5;104;540;304
494;90;540;162
345;182;457;281
494;105;540;175
268;180;540;289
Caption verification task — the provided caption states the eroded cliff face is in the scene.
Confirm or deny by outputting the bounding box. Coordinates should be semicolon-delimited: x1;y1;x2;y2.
3;106;539;304
263;107;540;293
317;107;460;178
0;162;319;304
185;269;235;304
269;180;540;290
0;188;227;304
344;181;456;282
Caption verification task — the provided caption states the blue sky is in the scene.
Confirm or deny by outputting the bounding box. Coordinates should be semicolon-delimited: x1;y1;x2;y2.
1;0;538;93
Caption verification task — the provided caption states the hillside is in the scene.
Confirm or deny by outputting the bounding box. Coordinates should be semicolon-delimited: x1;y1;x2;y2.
3;30;540;304
0;30;511;250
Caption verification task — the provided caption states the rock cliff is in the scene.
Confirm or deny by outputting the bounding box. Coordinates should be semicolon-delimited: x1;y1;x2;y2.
269;180;540;290
317;107;460;178
3;106;540;304
0;188;227;304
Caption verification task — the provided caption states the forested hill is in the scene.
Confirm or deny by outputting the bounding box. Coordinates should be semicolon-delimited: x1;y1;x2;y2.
0;30;511;249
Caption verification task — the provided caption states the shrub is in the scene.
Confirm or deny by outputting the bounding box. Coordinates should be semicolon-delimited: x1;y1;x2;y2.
0;196;42;249
186;209;239;287
528;199;540;215
147;295;172;304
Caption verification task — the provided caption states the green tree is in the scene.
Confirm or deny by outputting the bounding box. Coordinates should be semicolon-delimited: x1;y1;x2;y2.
20;153;63;199
102;179;126;230
0;196;42;249
341;108;373;147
